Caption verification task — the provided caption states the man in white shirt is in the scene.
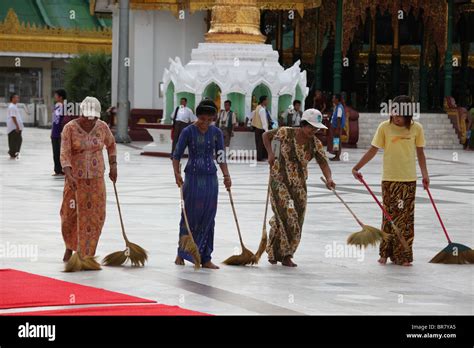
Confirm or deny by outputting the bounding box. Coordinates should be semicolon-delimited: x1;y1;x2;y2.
6;94;24;159
251;95;274;161
171;97;196;157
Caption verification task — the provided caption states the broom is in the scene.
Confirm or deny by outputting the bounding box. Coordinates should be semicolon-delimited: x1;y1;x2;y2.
320;177;386;247
223;188;256;266
359;176;409;251
179;184;201;270
427;187;474;264
254;174;271;263
65;191;101;272
102;182;148;267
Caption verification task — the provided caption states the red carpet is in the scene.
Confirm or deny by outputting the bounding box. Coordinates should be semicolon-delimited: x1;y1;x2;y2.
0;269;155;310
6;304;209;316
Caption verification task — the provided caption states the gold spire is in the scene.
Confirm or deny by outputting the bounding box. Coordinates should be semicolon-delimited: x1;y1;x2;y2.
205;0;265;44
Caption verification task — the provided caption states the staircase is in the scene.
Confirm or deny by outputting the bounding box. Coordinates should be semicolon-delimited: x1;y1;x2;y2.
357;113;463;149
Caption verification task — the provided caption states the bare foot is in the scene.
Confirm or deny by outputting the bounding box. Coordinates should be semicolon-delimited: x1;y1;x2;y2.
402;262;412;267
282;256;297;267
63;249;72;262
202;261;219;269
377;257;387;265
268;259;277;265
174;255;185;265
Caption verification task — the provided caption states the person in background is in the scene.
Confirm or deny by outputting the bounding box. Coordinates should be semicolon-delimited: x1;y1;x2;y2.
352;95;429;267
313;89;327;114
279;100;303;127
171;97;196;157
215;100;238;149
328;93;345;161
106;106;117;128
467;103;474;151
51;89;67;176
6;94;24;159
251;95;274;161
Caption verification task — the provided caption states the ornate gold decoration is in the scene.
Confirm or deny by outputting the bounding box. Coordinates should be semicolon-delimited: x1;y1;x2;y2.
205;0;265;44
0;9;112;55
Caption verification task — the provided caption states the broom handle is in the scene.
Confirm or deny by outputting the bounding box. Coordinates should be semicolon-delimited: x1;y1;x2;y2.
359;177;409;250
179;185;196;243
426;187;451;243
113;182;129;244
262;174;271;231
227;189;245;248
320;177;364;228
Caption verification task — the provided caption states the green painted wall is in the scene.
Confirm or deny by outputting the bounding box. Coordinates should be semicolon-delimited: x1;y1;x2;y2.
176;92;195;112
278;94;292;117
226;92;245;122
252;84;271;112
165;82;175;120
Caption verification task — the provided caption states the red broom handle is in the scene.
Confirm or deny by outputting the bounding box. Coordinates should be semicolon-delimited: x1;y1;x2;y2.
426;187;452;244
359;177;394;223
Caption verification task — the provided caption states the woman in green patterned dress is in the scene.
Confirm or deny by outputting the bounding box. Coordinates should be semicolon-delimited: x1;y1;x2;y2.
262;109;336;267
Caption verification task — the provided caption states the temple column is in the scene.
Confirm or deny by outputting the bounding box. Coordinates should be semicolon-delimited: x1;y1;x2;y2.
444;0;454;98
314;7;322;91
419;22;429;111
333;0;343;94
293;11;302;63
368;14;377;110
391;11;400;98
116;0;131;143
459;15;469;106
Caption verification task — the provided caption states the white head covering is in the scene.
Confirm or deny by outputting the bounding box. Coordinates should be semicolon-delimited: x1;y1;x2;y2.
301;108;327;129
80;96;101;120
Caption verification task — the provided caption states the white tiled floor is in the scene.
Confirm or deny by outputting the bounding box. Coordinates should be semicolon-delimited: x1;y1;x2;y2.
1;128;473;315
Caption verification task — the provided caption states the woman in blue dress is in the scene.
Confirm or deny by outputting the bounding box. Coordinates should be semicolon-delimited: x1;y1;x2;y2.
172;99;232;269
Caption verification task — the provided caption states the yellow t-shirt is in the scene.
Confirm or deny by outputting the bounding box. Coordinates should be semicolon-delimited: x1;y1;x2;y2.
371;120;425;182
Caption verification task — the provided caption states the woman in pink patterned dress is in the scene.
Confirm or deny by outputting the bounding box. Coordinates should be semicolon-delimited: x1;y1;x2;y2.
60;97;117;262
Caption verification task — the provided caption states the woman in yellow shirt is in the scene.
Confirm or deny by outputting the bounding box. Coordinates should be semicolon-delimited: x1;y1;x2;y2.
352;95;429;266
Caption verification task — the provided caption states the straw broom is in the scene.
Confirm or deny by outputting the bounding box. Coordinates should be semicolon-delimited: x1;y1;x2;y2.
320;177;387;247
65;191;101;272
254;174;271;263
223;188;256;266
102;182;148;267
359;176;409;251
426;187;474;264
179;185;201;270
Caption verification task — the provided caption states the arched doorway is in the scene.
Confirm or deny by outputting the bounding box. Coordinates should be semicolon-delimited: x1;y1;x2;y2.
226;92;245;123
165;81;175;120
251;83;271;113
203;82;222;109
176;92;196;112
278;94;293;119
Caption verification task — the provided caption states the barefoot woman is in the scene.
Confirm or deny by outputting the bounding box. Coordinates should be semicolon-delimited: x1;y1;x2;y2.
60;97;117;262
352;95;429;266
172;99;231;269
262;109;336;267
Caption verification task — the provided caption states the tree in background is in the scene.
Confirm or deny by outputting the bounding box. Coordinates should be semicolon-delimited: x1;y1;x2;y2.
64;53;112;119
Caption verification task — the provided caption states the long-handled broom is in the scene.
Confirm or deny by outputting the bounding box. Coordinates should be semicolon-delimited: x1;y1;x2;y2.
178;185;201;270
254;174;271;263
359;176;409;251
320;177;386;247
426;187;474;264
65;191;101;272
223;188;256;266
102;182;148;267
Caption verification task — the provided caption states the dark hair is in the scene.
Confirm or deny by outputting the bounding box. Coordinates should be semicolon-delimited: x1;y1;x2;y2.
196;99;217;117
54;89;67;100
389;95;413;129
293;100;301;106
259;95;267;104
333;93;342;102
300;120;311;128
10;93;18;101
224;100;231;105
180;97;187;102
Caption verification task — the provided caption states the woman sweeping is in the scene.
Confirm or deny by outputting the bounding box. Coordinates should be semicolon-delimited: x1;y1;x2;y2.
262;109;336;267
60;96;117;262
352;95;429;266
172;99;231;269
